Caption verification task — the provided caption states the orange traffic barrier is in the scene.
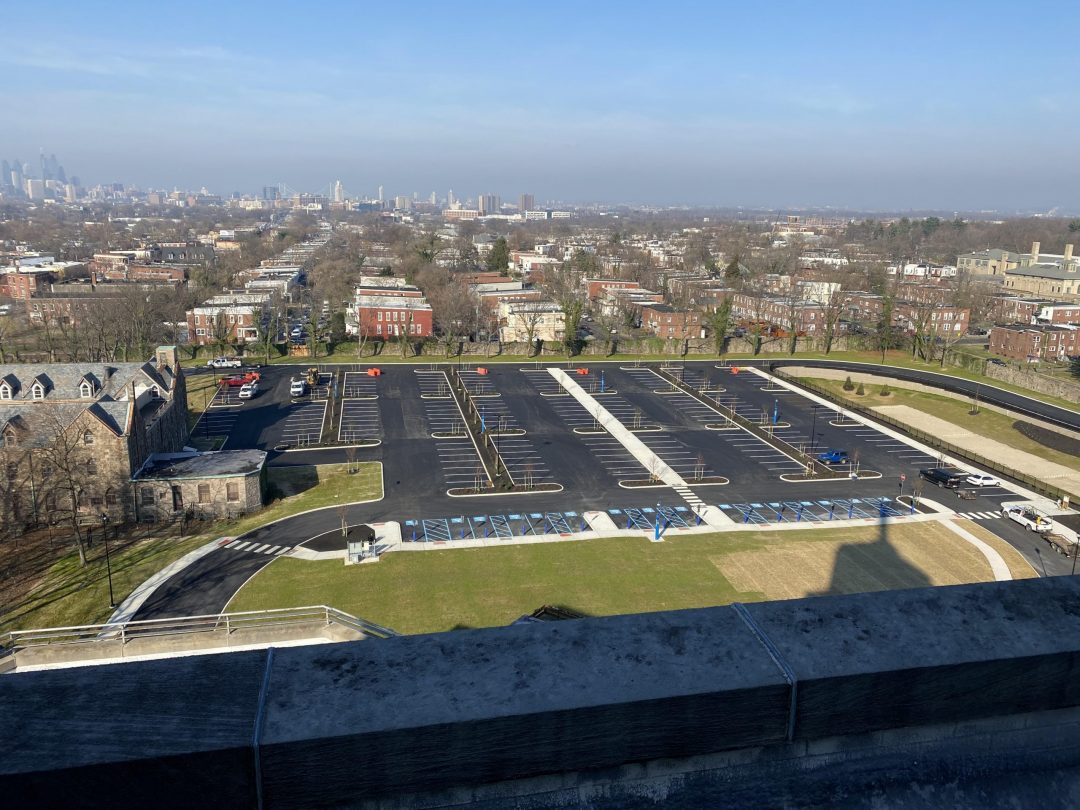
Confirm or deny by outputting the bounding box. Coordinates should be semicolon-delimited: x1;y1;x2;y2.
730;366;740;374
477;367;489;375
366;368;382;377
576;368;589;375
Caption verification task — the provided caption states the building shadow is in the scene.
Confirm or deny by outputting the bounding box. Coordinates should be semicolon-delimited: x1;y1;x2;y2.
815;510;931;597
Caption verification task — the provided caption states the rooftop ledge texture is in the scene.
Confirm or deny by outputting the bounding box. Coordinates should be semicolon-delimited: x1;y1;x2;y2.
4;576;1080;807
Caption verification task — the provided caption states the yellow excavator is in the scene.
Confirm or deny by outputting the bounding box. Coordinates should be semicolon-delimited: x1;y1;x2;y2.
305;367;320;387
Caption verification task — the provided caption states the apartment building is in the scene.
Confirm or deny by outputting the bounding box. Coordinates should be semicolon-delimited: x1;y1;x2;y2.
498;301;565;343
640;304;705;339
989;323;1080;362
187;293;270;345
355;296;433;338
957;248;1022;277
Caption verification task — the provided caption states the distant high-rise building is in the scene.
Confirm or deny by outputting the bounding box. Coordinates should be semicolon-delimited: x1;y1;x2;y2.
25;178;45;200
332;180;345;203
479;193;500;216
448;189;456;208
394;195;412;210
519;193;535;213
429;191;437;205
377;185;384;203
11;158;24;192
262;186;280;201
56;164;66;184
0;160;9;189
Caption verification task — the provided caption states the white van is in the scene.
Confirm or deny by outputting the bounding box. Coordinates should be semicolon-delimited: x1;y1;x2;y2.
290;379;307;397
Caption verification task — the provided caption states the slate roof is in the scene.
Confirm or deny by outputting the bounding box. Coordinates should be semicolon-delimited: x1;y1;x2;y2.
0;399;130;449
1007;263;1080;281
0;360;173;402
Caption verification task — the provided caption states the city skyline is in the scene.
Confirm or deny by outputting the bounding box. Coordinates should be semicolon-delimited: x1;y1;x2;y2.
3;1;1080;209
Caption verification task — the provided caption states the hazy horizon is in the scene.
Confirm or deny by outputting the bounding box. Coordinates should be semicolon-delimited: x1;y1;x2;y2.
4;1;1080;211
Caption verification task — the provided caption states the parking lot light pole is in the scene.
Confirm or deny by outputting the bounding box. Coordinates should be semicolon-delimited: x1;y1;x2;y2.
810;404;820;453
100;513;115;609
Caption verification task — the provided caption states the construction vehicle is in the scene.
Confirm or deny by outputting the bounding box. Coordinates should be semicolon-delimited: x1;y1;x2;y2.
306;367;320;387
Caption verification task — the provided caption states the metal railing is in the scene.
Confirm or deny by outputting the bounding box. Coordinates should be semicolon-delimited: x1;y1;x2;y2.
0;605;398;657
775;370;1080;505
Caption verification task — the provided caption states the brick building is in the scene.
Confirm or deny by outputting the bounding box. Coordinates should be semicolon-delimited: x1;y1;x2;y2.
989;324;1080;362
187;294;270;345
640;304;705;339
355;296;433;339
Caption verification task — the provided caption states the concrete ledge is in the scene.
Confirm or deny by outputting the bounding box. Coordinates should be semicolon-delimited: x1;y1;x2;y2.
5;578;1080;807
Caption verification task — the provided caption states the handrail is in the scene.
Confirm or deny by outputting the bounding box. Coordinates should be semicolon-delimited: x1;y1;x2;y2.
0;605;398;653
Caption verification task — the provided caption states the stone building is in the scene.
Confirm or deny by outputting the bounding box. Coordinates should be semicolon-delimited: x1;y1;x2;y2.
0;346;188;530
132;449;266;522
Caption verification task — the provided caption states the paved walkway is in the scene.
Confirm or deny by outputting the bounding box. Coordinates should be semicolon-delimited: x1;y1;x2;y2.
548;368;710;513
876;404;1080;494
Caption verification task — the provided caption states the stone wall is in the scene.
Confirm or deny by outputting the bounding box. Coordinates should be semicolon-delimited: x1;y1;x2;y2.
984;363;1080;404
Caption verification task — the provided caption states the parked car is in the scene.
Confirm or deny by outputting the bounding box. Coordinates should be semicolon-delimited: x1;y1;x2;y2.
987;358;1006;366
1005;505;1053;533
816;449;849;465
207;356;242;369
289;379;307;397
966;473;1000;487
919;468;965;488
237;382;259;399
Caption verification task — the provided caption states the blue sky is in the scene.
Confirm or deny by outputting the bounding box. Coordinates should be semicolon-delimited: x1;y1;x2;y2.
3;1;1079;210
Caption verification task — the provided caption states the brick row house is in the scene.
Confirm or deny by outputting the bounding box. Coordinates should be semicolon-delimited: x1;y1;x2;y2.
186;293;271;346
989;324;1080;362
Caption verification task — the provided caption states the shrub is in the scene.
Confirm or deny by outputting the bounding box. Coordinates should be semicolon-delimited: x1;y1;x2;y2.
855;382;866;396
843;375;855;391
879;384;891;396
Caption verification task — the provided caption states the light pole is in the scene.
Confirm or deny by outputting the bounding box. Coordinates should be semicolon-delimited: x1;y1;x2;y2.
100;513;115;609
810;404;820;453
655;501;662;542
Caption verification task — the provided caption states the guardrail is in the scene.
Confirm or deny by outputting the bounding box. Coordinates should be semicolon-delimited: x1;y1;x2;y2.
0;605;398;656
775;369;1080;505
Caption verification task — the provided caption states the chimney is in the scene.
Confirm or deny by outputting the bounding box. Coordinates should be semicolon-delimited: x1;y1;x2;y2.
1031;241;1041;263
1065;244;1074;263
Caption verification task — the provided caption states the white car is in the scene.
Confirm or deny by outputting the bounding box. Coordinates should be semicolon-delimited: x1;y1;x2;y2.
238;382;259;400
1004;505;1052;533
207;356;242;369
966;473;1000;487
289;379;307;397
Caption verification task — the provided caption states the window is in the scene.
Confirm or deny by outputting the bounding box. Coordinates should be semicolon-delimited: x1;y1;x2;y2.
377;311;382;321
2;429;14;448
86;458;97;475
79;381;94;398
141;487;154;506
31;383;45;399
226;482;240;501
83;430;94;445
105;492;117;506
198;483;211;503
196;328;205;336
376;324;381;334
0;384;10;400
6;463;16;481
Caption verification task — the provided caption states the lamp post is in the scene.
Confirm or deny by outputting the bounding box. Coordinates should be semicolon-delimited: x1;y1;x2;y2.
810;404;820;453
100;512;115;609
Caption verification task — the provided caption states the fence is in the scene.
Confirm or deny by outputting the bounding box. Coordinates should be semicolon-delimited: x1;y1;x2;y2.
776;370;1080;505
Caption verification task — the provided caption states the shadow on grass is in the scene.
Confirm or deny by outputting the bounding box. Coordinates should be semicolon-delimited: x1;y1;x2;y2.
817;510;930;598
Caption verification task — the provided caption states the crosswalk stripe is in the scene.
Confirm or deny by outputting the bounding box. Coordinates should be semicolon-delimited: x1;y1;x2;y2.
275;547;290;555
234;541;250;550
265;546;282;555
252;544;270;553
225;540;240;548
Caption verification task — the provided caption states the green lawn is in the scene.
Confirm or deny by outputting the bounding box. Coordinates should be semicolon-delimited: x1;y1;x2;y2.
1;532;213;633
802;376;1080;472
227;522;995;635
1;463;382;634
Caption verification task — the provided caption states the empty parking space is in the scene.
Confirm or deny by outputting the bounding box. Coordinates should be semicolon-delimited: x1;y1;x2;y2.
193;410;238;441
717;497;908;525
435;438;488;487
279;401;327;446
337;399;382;443
637;433;718;480
403;510;590;543
492;436;556;486
520;367;565;396
416;372;452;398
342;371;378;398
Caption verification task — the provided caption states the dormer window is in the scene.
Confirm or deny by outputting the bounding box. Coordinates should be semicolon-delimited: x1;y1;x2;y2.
83;430;94;445
1;429;15;448
0;384;10;400
79;381;95;398
31;383;45;400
